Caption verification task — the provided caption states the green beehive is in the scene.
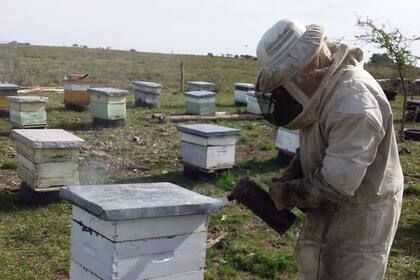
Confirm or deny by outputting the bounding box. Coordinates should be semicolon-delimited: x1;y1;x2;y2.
88;87;128;127
7;96;48;128
185;91;216;115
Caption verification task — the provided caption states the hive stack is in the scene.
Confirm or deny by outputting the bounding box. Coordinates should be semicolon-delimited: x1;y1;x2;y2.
63;74;90;111
7;96;48;128
184;91;217;115
12;129;85;190
187;81;215;92
88;87;128;127
0;83;20;116
177;124;240;172
246;91;262;114
234;83;255;106
133;81;163;108
61;182;226;280
275;128;300;164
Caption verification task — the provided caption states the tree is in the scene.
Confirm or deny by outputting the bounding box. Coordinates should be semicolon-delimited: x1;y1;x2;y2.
368;53;394;67
356;17;419;142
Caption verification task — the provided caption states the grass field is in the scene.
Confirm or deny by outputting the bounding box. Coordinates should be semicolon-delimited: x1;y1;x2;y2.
0;44;419;279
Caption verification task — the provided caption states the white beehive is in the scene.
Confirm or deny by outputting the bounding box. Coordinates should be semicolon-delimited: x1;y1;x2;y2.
61;182;227;280
246;91;262;114
133;81;163;108
7;96;48;128
185;91;217;115
187;81;215;92
12;129;85;190
234;83;255;106
276;128;300;155
177;124;240;170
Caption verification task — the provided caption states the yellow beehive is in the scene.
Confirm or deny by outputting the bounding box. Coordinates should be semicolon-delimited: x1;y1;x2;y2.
0;83;20;113
63;74;90;110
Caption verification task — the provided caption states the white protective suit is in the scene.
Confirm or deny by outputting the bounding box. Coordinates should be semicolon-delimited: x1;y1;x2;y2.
257;22;404;280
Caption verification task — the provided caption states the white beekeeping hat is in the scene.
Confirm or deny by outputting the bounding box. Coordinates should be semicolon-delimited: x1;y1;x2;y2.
256;19;326;93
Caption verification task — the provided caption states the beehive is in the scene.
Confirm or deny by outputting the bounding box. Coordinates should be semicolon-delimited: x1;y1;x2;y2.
187;81;215;92
63;75;90;110
276;128;300;155
246;91;262;114
61;182;227;280
0;83;20;114
133;81;163;108
7;96;48;128
87;87;128;126
234;83;255;106
12;129;85;190
177;124;240;170
185;91;216;115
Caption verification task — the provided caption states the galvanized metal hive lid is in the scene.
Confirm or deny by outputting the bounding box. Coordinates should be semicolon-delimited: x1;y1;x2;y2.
133;81;163;88
61;182;228;220
177;124;240;137
7;96;48;103
187;81;215;86
12;129;85;148
184;91;216;98
87;87;128;97
0;83;20;91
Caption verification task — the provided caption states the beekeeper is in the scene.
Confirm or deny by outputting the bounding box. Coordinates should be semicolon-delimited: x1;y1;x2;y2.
256;19;404;279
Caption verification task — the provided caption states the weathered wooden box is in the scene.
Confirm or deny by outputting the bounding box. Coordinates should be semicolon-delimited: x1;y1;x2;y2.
187;81;215;92
63;75;91;109
177;124;240;170
246;91;262;114
88;87;128;125
61;182;226;280
234;83;254;106
133;81;163;108
0;83;20;114
276;128;300;155
7;96;48;128
185;91;216;115
12;129;85;190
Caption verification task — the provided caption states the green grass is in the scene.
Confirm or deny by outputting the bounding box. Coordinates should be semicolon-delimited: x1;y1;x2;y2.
0;43;419;279
1;159;17;170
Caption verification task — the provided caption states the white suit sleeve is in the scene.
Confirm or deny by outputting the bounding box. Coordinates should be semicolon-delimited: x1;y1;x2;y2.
321;111;385;196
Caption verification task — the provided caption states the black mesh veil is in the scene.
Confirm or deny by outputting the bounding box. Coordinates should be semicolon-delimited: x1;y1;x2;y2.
256;86;303;127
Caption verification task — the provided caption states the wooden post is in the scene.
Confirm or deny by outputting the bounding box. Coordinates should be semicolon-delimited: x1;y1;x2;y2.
180;62;184;93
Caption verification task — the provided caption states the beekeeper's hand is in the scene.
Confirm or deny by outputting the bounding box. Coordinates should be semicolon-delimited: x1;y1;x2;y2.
272;149;302;183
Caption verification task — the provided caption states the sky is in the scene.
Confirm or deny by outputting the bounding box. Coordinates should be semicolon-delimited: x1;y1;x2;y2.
1;0;420;60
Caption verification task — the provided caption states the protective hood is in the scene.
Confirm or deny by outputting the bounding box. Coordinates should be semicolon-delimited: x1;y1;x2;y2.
258;42;364;130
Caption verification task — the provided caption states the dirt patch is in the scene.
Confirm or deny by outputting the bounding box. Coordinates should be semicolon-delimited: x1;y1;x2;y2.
0;170;21;191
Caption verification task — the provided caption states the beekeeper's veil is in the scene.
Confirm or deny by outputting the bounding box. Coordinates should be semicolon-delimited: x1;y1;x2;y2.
256;19;346;129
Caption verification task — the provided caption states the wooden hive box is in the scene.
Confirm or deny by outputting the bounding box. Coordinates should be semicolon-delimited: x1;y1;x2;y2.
234;83;254;106
184;91;216;116
187;81;215;92
7;96;48;128
88;87;128;126
133;81;163;108
246;91;262;115
0;83;20;113
63;74;91;109
61;182;227;280
275;128;300;155
12;129;85;190
177;124;240;170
